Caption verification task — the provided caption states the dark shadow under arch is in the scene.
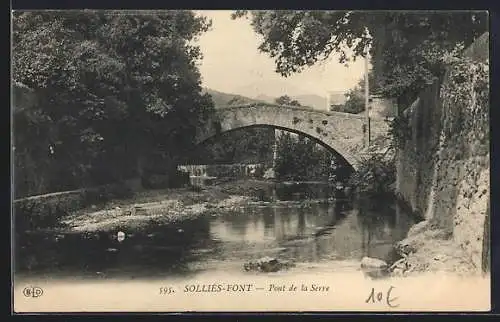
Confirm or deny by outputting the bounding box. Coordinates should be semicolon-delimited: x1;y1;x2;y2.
194;124;356;171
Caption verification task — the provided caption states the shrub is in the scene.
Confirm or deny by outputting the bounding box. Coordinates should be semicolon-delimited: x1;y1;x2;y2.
274;132;336;181
348;152;396;199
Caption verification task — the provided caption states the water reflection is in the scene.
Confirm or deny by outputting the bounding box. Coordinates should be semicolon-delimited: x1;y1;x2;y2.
256;182;340;202
15;198;415;279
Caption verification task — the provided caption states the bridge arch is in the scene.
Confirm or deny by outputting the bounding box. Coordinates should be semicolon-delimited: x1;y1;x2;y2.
196;124;356;170
195;104;378;171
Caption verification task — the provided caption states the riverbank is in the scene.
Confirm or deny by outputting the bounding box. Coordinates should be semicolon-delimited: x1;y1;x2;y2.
60;185;252;233
18;178;482;279
390;220;479;277
352;193;481;278
61;179;338;233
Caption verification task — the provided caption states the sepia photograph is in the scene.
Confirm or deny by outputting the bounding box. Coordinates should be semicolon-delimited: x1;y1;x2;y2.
11;9;490;312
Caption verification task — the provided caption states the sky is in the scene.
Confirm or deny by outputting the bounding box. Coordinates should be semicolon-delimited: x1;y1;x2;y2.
194;10;367;99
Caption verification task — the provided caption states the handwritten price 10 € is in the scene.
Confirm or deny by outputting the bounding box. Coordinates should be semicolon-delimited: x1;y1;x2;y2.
365;286;399;308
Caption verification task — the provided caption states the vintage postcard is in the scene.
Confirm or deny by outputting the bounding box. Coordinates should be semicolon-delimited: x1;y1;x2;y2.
11;9;490;313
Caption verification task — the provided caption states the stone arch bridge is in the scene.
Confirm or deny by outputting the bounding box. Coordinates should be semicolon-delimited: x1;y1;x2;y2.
195;103;390;170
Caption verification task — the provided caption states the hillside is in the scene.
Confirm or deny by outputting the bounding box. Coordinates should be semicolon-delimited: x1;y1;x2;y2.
255;93;327;110
203;87;334;111
233;80;310;99
203;88;262;107
255;94;275;104
294;94;327;110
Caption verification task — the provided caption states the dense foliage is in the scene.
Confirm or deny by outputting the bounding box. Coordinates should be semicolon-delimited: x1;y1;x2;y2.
274;131;347;182
347;152;396;199
232;10;487;199
193;127;275;165
13;11;214;197
440;56;489;147
331;73;373;114
271;95;354;182
275;95;301;106
232;11;487;109
340;87;365;114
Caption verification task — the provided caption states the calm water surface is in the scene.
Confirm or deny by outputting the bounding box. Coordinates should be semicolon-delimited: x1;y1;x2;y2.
15;190;416;281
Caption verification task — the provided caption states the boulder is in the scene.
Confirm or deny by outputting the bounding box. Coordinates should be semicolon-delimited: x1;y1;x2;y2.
244;257;295;273
263;168;276;180
361;256;388;269
117;231;126;242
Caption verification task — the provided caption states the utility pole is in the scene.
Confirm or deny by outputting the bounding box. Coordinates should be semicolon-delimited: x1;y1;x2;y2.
326;91;330;111
364;52;371;148
272;128;278;169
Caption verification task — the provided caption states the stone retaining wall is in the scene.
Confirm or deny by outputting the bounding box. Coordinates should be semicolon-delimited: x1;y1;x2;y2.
13;183;133;231
395;32;490;271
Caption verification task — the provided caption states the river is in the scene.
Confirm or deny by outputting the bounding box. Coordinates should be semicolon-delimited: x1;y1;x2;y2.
14;182;416;281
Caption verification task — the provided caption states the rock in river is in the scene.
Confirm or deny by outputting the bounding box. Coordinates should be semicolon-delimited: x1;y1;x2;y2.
244;257;295;273
360;257;388;269
117;231;126;242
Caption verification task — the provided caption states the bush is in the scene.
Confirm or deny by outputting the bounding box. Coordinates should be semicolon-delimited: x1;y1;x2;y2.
348;153;396;199
274;132;335;181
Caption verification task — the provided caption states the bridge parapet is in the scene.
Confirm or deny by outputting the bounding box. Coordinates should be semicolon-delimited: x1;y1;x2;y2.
216;103;367;119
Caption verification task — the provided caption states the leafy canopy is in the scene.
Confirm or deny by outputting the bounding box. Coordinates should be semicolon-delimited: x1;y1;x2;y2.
12;10;214;194
232;10;487;105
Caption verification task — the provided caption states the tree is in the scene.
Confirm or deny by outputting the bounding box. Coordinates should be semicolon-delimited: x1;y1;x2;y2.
12;10;214;195
275;95;301;106
274;131;336;181
341;87;365;114
232;11;487;109
193;126;275;165
332;72;376;114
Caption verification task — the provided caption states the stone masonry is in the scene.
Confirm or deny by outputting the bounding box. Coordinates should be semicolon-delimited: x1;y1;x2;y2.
197;103;389;170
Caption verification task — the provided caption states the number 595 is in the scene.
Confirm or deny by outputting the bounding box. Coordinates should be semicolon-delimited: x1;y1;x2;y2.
159;286;174;295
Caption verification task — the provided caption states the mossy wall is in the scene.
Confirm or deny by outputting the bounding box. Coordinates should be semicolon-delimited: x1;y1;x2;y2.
396;32;489;271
